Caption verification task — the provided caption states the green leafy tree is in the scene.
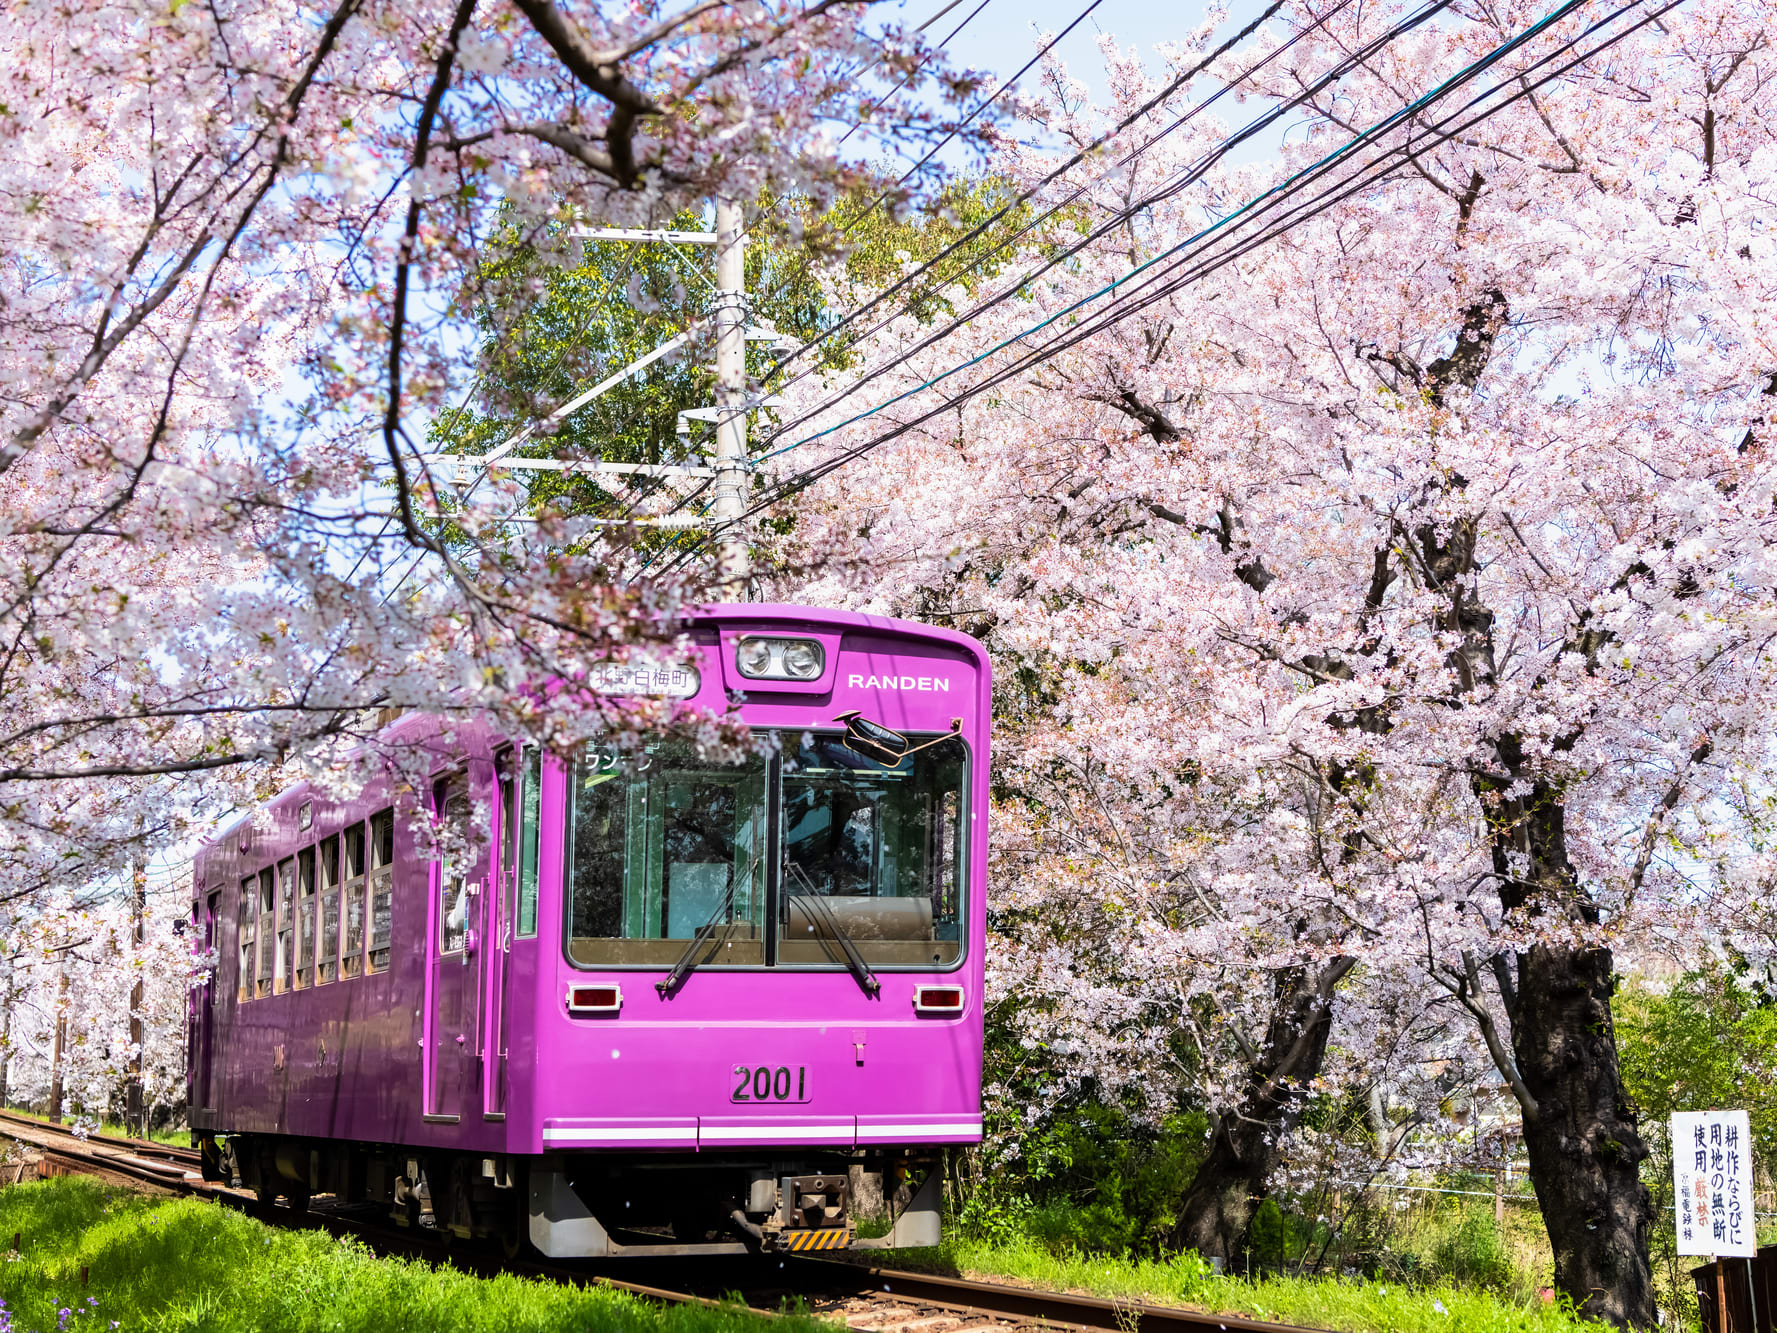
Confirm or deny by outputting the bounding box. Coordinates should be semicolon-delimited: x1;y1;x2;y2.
1617;968;1777;1320
429;183;1027;534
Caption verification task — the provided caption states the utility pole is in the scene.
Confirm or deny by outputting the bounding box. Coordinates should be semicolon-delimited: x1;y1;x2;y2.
711;196;750;598
47;957;69;1121
439;201;785;587
126;850;146;1136
0;957;11;1109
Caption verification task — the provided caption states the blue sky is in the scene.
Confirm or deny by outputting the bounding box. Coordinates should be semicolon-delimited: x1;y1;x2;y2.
914;0;1190;99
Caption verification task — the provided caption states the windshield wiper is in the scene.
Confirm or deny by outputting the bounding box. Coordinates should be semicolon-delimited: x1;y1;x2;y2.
785;863;880;997
657;849;761;998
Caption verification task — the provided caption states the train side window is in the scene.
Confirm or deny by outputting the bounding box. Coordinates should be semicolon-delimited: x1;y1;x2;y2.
256;868;275;998
238;877;255;1002
275;858;295;994
342;823;366;978
294;847;316;989
368;807;394;972
436;775;470;955
517;748;541;937
317;835;340;984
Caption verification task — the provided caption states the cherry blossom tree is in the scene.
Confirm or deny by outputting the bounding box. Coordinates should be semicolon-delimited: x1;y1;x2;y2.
0;0;987;901
0;876;202;1129
767;0;1777;1322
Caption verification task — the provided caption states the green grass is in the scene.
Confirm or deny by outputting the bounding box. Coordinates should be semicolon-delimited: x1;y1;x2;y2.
0;1176;809;1333
872;1234;1605;1333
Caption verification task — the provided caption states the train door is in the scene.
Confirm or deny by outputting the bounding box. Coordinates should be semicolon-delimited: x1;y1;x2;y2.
483;749;515;1117
491;749;541;1119
427;768;487;1121
195;889;219;1110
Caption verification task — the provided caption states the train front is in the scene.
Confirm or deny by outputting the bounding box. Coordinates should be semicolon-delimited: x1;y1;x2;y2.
523;605;988;1256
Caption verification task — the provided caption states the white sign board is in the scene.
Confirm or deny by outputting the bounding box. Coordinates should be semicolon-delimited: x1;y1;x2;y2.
589;662;700;698
1672;1110;1756;1257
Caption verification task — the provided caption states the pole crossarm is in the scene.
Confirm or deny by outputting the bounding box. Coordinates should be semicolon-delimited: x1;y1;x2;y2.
472;322;703;476
569;227;719;244
426;454;716;478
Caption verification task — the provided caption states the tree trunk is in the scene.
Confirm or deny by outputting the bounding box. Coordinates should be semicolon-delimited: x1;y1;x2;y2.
1510;940;1653;1329
1175;957;1353;1264
1477;752;1655;1329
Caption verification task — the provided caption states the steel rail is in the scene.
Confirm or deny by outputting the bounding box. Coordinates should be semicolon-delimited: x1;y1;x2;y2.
0;1108;201;1169
1;1113;1332;1333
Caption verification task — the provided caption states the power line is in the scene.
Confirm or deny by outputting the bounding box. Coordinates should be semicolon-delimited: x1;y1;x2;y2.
838;0;1111;236
663;0;1679;570
756;0;1457;451
758;0;1333;406
755;0;1397;441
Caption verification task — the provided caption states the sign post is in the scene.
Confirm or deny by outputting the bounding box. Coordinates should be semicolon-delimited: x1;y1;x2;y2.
1674;1110;1757;1333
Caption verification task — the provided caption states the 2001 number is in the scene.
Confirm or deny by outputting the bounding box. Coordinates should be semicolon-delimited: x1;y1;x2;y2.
731;1065;810;1103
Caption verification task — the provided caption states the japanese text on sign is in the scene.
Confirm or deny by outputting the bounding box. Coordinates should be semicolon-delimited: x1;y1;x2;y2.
1672;1110;1755;1257
589;662;701;698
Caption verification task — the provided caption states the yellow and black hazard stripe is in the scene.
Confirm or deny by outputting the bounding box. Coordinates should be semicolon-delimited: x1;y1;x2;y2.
779;1226;854;1252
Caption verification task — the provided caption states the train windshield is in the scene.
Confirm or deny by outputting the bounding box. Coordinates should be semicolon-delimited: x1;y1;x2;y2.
565;731;966;971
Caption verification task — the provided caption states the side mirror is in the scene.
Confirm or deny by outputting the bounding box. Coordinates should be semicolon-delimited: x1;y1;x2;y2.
836;711;908;765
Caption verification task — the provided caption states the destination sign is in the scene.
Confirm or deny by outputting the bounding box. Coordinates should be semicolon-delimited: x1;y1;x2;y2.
589;662;701;698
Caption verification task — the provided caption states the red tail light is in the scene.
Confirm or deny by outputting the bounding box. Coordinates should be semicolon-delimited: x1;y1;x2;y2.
913;985;964;1015
567;985;622;1015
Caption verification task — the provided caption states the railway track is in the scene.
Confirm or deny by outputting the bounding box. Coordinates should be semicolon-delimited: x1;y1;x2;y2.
0;1111;1325;1333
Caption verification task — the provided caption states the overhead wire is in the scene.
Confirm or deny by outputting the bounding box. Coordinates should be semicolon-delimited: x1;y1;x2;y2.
602;0;1033;563
659;0;1680;570
926;0;1684;384
650;0;1465;575
642;0;1376;583
772;0;1619;450
756;0;1340;405
756;0;1458;450
833;0;1000;151
836;0;1111;236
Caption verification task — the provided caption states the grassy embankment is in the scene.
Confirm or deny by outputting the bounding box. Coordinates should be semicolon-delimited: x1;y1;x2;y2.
874;1235;1606;1333
0;1176;808;1333
0;1174;1605;1333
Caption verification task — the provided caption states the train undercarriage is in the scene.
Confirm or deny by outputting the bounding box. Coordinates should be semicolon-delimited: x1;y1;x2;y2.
207;1134;943;1257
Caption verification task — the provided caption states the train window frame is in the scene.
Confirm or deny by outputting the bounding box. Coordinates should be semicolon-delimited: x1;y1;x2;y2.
316;834;340;984
559;730;972;975
516;747;542;938
775;729;969;974
237;876;255;1002
275;857;296;995
295;846;316;990
562;743;770;969
367;806;395;972
434;773;470;957
341;822;366;979
255;868;275;998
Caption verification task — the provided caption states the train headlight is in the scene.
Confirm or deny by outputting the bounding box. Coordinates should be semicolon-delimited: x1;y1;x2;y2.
782;640;823;679
734;637;825;682
736;638;774;677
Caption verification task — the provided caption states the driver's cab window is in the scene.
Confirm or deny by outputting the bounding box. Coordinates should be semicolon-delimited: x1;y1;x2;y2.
567;744;766;966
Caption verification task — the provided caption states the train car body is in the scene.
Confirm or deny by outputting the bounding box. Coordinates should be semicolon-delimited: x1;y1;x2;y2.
187;604;987;1255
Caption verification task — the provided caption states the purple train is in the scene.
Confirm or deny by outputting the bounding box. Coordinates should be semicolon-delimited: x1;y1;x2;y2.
186;605;988;1256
